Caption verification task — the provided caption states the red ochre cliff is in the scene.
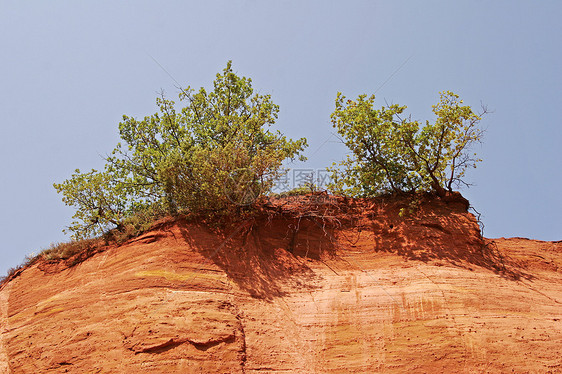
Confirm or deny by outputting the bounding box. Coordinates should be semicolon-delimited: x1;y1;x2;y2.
1;194;561;373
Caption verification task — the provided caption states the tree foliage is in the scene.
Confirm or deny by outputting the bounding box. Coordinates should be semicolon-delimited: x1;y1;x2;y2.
329;91;485;197
54;61;307;239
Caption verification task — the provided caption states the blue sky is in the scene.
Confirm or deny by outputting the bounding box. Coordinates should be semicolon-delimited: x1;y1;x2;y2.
1;1;560;276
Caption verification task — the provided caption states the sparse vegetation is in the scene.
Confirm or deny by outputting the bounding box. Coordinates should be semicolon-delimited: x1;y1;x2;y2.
39;239;98;262
0;214;164;286
0;253;40;286
0;239;103;287
270;184;318;199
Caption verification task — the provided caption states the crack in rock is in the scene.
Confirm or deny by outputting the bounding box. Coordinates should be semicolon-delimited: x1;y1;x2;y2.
132;333;236;354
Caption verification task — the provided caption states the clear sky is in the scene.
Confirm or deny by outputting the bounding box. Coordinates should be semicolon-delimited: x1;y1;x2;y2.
1;1;561;276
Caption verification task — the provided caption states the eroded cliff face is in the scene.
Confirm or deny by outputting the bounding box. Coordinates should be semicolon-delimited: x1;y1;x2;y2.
1;195;561;373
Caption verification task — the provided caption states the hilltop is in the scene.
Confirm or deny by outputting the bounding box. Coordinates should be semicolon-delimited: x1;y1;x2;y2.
1;194;561;373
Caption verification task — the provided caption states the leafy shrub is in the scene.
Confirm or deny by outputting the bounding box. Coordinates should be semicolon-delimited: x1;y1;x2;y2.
329;91;486;197
54;61;307;239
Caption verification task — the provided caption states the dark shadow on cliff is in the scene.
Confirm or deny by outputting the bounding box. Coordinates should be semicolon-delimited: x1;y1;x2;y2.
360;194;534;281
177;215;336;301
175;192;533;301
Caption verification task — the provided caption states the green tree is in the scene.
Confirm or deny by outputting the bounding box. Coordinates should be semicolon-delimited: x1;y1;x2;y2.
53;169;130;238
54;61;307;239
329;91;485;197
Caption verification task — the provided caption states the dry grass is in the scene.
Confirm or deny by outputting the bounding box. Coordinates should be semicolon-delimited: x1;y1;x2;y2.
0;239;102;287
40;239;99;262
0;253;41;287
0;208;167;287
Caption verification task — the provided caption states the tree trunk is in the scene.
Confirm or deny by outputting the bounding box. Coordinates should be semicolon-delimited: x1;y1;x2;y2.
430;176;447;198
